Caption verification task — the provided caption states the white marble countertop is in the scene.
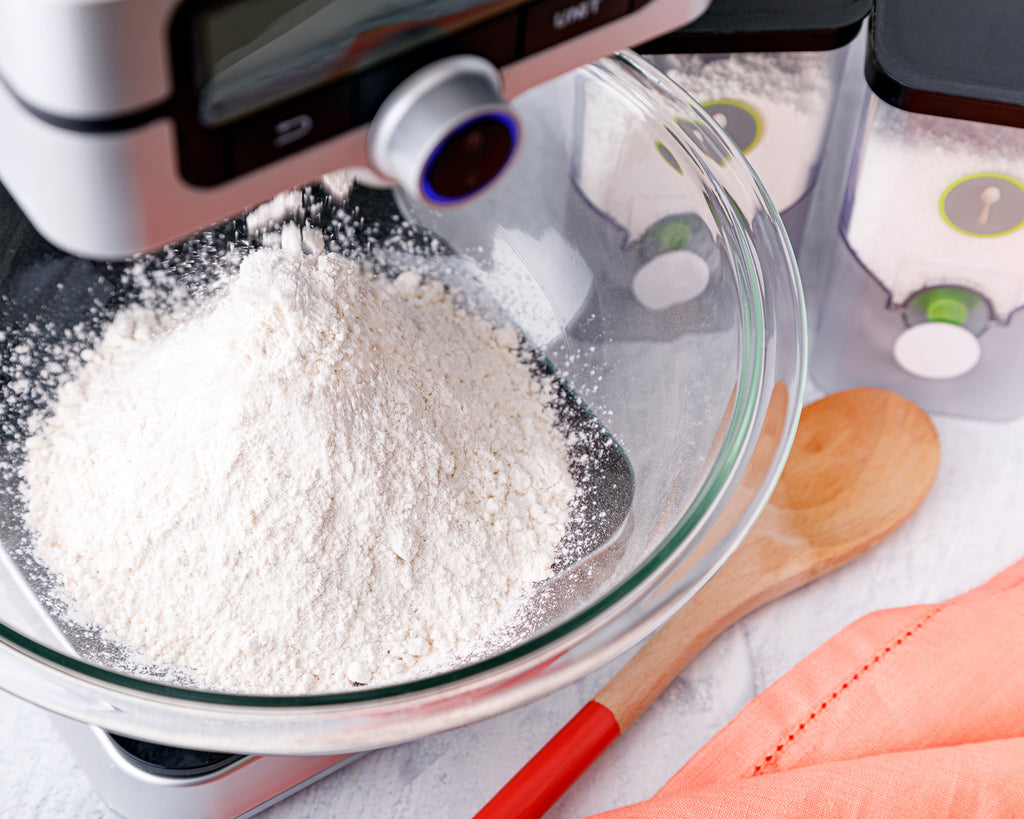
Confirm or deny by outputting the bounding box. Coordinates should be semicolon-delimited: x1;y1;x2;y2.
5;32;1023;819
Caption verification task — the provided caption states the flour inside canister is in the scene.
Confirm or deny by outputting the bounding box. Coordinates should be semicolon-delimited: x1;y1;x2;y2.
662;51;838;212
20;245;576;693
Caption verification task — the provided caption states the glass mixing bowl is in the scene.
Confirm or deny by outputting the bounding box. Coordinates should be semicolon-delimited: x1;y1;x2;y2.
0;52;805;754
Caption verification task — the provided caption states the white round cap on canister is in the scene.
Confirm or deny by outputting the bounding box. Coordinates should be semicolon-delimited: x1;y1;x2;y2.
892;321;982;380
631;250;711;310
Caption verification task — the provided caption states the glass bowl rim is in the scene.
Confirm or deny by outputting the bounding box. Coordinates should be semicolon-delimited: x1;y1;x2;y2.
0;51;806;744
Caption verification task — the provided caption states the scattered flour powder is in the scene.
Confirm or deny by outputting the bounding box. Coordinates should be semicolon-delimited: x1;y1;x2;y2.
20;245;576;693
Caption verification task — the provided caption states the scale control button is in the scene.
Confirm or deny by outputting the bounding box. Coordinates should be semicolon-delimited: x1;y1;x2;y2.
366;55;517;204
231;84;352;176
523;0;630;56
893;322;982;380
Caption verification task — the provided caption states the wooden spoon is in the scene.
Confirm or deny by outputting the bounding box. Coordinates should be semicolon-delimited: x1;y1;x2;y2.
475;387;941;819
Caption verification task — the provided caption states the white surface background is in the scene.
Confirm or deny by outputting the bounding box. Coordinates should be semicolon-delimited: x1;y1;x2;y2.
5;31;1024;819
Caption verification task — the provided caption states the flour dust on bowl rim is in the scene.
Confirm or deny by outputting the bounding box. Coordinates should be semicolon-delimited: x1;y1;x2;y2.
0;52;806;755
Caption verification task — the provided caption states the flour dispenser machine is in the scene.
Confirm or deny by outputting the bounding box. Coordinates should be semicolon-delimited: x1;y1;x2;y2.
0;0;710;259
0;1;812;817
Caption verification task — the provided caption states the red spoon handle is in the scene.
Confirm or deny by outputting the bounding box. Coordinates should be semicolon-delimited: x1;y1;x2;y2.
474;700;621;819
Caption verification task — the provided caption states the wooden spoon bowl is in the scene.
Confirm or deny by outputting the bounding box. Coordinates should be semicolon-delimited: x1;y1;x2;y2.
477;388;941;819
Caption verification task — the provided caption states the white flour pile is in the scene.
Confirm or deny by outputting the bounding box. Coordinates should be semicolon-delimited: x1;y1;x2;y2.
20;245;576;693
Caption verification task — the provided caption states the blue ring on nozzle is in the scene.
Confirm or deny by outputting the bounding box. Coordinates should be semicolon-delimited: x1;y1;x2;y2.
420;110;520;205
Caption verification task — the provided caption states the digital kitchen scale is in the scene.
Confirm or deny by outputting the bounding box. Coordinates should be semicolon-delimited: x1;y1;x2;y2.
0;0;710;259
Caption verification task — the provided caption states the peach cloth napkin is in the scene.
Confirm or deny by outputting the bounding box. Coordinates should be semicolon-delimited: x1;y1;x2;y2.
591;556;1024;818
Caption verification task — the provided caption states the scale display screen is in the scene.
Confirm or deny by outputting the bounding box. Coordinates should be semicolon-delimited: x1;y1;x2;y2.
194;0;523;125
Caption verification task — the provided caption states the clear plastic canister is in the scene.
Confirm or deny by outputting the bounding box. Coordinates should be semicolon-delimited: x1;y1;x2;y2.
649;46;848;252
811;92;1024;420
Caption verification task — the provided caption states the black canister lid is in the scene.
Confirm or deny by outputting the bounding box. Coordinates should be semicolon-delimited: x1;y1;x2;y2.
639;0;871;55
867;0;1024;129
